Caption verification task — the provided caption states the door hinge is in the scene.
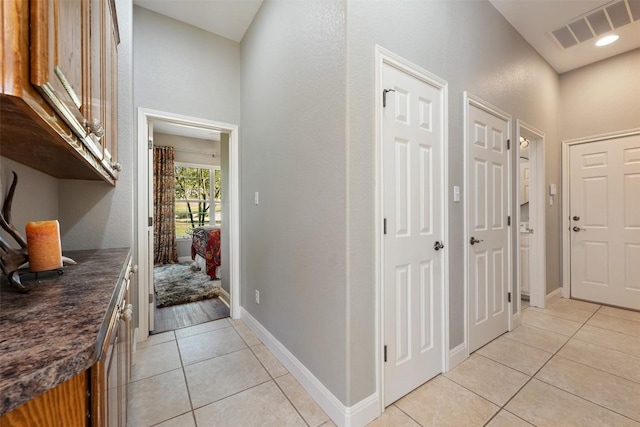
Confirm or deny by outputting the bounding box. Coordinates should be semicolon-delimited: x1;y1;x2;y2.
148;217;153;227
508;216;511;226
384;345;387;362
383;89;395;108
508;292;511;303
383;218;387;235
148;139;153;150
507;139;510;150
149;293;154;304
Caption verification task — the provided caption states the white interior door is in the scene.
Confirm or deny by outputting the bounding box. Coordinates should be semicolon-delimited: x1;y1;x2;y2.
569;134;640;310
383;61;445;405
147;121;155;331
466;97;510;353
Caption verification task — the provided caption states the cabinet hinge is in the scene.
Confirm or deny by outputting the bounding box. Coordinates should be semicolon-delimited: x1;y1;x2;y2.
149;293;153;304
383;89;395;108
507;139;510;150
508;216;511;226
384;345;387;363
383;218;387;235
508;292;511;303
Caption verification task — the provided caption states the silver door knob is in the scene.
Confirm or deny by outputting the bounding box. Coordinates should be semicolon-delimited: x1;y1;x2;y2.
470;237;483;245
572;226;585;232
572;216;580;221
434;241;444;251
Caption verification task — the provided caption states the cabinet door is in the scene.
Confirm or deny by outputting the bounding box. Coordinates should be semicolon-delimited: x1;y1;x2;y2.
88;0;103;154
102;0;119;177
30;0;104;160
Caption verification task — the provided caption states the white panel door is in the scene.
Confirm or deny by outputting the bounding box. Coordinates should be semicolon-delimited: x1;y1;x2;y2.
466;99;510;353
570;134;640;310
383;62;444;405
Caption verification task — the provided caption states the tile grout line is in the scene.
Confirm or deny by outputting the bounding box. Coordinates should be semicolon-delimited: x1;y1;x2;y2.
531;377;640;424
245;327;326;427
175;333;199;426
482;305;606;426
481;304;598;426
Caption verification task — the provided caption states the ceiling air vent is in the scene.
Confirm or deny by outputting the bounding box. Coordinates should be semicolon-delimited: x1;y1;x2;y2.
550;0;639;50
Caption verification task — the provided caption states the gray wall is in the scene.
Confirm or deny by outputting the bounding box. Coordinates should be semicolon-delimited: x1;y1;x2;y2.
242;0;561;406
133;6;240;125
241;0;349;403
560;48;640;141
133;5;240;330
0;157;59;246
346;0;560;402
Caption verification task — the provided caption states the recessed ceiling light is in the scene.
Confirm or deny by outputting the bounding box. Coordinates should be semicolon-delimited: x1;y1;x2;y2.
595;34;619;46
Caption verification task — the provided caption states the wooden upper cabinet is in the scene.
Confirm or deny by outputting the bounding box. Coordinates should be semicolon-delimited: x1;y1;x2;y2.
0;0;119;185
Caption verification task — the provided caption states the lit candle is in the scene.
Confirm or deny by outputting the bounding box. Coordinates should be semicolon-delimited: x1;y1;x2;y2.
26;220;63;272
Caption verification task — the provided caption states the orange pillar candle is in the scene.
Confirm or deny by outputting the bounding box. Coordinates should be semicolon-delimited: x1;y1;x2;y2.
26;220;63;272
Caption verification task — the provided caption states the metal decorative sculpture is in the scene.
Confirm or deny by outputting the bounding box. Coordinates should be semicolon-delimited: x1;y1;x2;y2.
0;172;76;293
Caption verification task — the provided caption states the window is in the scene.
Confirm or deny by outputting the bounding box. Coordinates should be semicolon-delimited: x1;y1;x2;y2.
174;164;221;238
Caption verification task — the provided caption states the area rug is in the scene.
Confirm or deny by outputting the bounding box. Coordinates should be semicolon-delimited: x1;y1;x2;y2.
154;262;220;308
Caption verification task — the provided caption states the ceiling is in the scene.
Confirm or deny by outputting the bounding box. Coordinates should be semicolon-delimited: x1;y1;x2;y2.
133;0;640;74
133;0;263;42
489;0;640;74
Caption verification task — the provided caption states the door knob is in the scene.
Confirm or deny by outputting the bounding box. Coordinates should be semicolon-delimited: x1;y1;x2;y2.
572;226;585;232
573;216;580;221
434;241;444;251
470;237;483;245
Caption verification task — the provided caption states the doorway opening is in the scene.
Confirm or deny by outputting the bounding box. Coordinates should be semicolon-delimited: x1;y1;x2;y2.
136;108;240;343
516;121;546;315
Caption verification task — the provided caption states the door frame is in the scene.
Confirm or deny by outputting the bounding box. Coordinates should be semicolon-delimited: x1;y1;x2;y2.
516;120;546;312
374;45;449;412
561;127;640;298
135;108;241;343
463;92;513;357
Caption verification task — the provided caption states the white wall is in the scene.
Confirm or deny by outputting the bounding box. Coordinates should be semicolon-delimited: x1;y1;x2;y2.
560;48;640;141
241;0;349;403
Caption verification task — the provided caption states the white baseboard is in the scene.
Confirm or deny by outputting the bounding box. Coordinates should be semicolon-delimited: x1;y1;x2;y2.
546;288;562;306
447;342;467;371
240;308;380;427
218;286;230;307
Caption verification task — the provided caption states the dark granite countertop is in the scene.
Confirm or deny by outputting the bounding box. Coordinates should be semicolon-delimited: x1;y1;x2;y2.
0;247;132;416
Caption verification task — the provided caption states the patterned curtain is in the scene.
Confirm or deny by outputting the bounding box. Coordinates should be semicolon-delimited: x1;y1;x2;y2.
154;146;178;264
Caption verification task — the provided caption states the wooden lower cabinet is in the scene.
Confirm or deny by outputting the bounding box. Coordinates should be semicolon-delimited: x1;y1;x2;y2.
0;273;132;427
0;373;88;427
91;302;130;427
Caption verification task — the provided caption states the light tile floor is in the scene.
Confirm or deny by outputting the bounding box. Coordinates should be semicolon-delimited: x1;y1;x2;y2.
129;299;640;426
